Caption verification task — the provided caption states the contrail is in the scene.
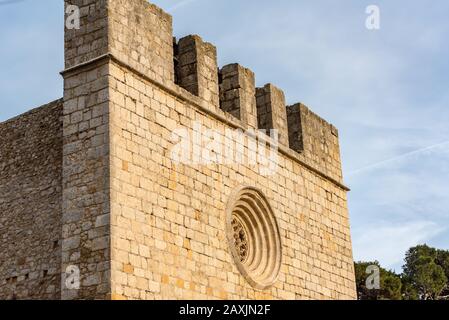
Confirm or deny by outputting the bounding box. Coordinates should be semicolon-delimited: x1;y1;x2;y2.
0;0;27;5
166;0;199;13
348;140;449;177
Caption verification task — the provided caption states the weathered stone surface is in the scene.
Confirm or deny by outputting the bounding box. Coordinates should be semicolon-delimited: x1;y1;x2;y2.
219;64;258;129
108;62;356;300
61;61;111;300
287;103;343;183
176;35;220;109
0;100;63;300
64;0;109;69
256;84;289;146
109;0;174;84
0;0;356;300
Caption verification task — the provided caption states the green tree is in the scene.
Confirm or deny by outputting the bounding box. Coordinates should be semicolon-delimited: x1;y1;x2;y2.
403;245;447;300
355;245;449;300
436;249;449;299
401;276;419;300
354;261;402;300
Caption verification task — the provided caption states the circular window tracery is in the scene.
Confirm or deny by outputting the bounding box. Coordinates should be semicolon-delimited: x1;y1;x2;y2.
226;186;282;290
232;217;249;263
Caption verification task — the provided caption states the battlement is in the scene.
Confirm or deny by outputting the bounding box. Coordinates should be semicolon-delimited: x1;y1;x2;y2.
64;0;343;183
65;0;174;82
0;0;359;300
287;103;343;182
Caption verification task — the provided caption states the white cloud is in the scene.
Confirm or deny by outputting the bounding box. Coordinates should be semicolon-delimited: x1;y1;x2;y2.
352;221;446;271
165;0;201;13
347;140;449;177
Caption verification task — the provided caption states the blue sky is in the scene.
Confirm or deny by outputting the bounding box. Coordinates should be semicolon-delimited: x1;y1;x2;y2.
1;0;448;272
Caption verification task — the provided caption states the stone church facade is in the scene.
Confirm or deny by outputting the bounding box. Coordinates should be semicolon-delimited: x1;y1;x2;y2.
0;0;356;300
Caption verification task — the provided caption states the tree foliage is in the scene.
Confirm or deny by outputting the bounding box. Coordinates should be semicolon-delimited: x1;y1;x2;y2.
354;261;402;300
355;244;449;300
403;245;447;300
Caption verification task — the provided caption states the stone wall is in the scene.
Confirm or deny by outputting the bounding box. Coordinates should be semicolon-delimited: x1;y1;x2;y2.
109;0;174;84
287;103;343;183
0;100;63;299
176;35;220;109
64;0;109;69
102;0;356;299
107;60;356;299
219;64;258;129
256;84;289;147
0;0;356;300
61;60;112;300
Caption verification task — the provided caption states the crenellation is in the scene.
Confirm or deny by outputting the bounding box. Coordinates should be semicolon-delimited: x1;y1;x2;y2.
0;0;355;300
286;103;305;153
175;35;220;109
287;103;343;183
64;0;109;69
108;0;175;84
256;84;289;146
219;64;258;129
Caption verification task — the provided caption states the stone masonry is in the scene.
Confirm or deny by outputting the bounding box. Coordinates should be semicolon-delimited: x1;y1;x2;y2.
0;0;356;300
0;101;63;299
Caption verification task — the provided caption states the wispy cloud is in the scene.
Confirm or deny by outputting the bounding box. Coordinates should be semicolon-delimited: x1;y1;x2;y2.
166;0;201;13
353;221;446;270
0;0;27;6
348;140;449;176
